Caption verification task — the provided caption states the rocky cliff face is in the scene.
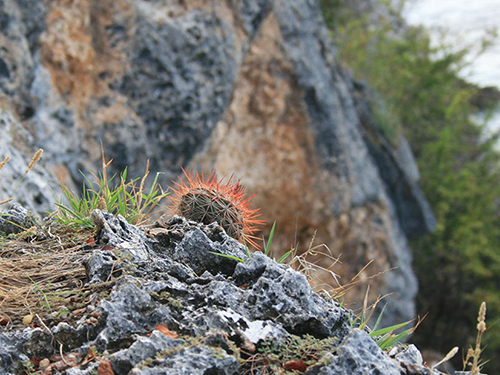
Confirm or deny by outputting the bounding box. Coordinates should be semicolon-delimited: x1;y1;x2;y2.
0;0;434;325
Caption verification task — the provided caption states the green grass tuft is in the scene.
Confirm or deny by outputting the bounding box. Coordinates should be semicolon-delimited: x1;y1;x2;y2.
53;156;168;229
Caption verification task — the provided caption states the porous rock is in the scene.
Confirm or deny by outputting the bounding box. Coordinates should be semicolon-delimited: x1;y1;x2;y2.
151;215;250;276
0;331;31;375
126;340;239;375
91;209;151;262
0;211;436;374
0;203;34;235
304;329;404;375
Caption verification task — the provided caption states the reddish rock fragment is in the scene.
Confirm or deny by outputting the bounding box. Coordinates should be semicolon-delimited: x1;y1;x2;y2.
97;360;114;375
283;360;307;372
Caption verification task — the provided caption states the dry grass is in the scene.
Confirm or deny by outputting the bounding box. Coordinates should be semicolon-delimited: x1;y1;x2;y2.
0;156;10;171
286;230;385;301
0;226;92;329
288;232;342;296
463;301;488;374
0;149;92;328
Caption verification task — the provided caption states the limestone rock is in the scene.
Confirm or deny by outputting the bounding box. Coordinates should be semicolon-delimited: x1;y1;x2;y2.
0;203;34;235
305;329;404;375
0;209;438;374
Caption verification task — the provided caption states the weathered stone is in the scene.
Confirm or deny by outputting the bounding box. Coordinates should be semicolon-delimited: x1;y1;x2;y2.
392;344;432;375
118;9;237;171
151;215;250;276
0;110;56;215
91;209;151;261
0;209;433;374
110;331;186;375
0;331;31;375
95;280;175;351
51;321;100;353
65;362;99;375
0;203;34;235
84;250;119;285
305;329;403;375
128;344;239;375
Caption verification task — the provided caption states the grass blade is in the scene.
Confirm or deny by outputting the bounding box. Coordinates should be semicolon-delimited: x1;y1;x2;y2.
264;222;276;256
209;252;246;263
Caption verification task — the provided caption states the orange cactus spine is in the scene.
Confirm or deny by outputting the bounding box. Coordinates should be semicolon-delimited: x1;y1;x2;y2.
169;168;263;248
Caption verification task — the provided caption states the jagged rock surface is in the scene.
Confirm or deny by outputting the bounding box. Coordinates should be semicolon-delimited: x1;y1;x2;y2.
0;212;436;374
0;0;436;326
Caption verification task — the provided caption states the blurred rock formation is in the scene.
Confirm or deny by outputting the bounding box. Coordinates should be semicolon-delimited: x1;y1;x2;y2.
0;0;435;325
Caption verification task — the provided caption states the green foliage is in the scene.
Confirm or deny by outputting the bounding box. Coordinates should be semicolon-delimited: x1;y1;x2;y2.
260;222;297;264
350;300;417;350
54;159;168;229
368;313;416;350
320;0;500;372
263;221;276;257
208;251;246;263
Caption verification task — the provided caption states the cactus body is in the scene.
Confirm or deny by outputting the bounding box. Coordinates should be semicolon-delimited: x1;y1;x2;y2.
170;169;262;247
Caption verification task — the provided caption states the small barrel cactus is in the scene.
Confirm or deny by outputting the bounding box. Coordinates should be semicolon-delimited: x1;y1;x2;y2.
169;169;263;248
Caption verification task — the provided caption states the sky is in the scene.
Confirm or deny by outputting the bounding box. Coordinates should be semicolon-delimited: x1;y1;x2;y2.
403;0;500;88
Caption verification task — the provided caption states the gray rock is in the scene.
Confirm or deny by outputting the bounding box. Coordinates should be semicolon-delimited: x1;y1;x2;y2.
20;328;53;359
84;250;120;285
244;266;351;338
152;215;250;276
239;0;269;36
305;329;403;375
96;280;175;350
118;9;237;170
168;228;248;276
0;208;432;374
216;308;289;344
91;209;152;262
391;344;433;375
0;203;34;235
0;331;30;375
51;321;100;353
65;362;99;375
392;343;424;366
0;110;57;214
233;251;272;285
128;344;239;375
110;331;185;374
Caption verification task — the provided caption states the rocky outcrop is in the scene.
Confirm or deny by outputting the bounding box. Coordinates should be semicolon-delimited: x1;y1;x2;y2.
351;79;437;238
0;211;435;374
0;0;435;325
